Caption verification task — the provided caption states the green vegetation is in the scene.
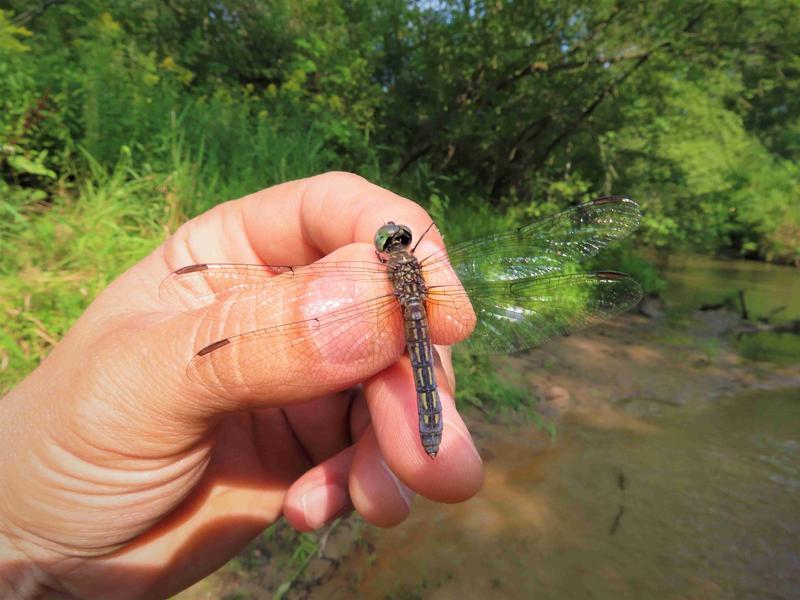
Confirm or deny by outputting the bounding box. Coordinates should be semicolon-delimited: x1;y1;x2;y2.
2;1;799;394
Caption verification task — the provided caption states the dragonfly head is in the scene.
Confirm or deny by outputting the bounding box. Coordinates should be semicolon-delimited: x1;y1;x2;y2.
374;222;413;254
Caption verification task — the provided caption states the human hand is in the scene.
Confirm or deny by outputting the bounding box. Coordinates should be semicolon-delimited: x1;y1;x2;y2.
0;173;484;599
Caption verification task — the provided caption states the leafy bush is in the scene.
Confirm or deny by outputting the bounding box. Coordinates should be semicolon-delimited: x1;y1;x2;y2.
0;156;170;391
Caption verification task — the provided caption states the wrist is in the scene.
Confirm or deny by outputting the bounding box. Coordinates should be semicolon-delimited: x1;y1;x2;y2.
0;535;52;599
0;389;71;598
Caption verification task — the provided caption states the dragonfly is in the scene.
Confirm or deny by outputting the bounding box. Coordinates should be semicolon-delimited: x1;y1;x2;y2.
161;196;642;457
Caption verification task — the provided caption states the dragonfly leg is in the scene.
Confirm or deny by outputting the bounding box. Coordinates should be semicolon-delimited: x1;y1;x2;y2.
411;221;437;253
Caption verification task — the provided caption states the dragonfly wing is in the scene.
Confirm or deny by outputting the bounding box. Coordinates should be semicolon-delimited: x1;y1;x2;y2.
427;272;642;355
188;294;405;389
160;260;388;313
420;197;640;282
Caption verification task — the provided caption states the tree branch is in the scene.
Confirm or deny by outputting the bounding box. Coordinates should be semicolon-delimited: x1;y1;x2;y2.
530;3;712;170
395;143;433;176
534;52;653;169
11;0;66;26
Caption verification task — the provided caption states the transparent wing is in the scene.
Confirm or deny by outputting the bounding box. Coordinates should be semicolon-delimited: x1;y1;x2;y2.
186;294;405;388
420;196;641;282
161;197;640;321
160;260;389;321
166;196;642;384
427;271;643;355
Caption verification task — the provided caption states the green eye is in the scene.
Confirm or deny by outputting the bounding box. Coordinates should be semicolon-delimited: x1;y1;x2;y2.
374;222;413;252
374;225;395;252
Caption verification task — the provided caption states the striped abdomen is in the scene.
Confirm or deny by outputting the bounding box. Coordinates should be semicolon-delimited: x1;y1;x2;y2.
403;301;442;457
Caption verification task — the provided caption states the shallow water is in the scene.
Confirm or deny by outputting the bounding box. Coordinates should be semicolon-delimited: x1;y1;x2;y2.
332;389;800;599
664;255;800;364
663;255;800;320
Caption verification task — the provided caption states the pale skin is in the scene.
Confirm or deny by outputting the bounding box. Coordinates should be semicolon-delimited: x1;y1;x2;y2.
0;173;484;599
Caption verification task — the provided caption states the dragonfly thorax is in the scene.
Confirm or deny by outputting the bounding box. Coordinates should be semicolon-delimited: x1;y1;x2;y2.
375;221;413;254
387;251;428;304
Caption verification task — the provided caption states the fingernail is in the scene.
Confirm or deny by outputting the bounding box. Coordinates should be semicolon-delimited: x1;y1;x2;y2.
446;418;482;464
380;459;416;508
301;484;347;530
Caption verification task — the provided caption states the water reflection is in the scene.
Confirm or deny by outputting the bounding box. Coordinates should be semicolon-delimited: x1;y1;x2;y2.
664;255;800;321
664;255;800;364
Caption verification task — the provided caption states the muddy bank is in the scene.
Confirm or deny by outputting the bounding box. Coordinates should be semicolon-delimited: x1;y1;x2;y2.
178;307;800;600
514;308;800;422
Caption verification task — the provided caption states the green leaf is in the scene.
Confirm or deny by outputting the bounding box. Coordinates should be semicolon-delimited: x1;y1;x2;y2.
7;155;57;179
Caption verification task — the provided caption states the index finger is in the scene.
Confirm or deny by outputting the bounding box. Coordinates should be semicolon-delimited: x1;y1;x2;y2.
162;172;446;274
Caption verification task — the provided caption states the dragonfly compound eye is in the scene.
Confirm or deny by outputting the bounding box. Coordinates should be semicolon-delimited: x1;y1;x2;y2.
374;222;413;253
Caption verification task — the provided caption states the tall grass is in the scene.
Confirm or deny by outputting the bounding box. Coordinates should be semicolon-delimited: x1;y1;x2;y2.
1;158;164;392
0;112;341;393
160;102;341;214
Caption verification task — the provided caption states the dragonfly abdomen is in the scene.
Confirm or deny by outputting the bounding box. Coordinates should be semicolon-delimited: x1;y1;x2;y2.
385;249;442;458
403;301;442;458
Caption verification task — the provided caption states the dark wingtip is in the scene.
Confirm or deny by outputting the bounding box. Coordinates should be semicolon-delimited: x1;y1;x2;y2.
174;263;209;275
425;449;439;459
594;271;644;304
592;195;636;206
595;270;630;280
197;338;231;356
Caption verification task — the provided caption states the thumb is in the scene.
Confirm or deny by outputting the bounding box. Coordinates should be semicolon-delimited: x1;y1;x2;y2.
161;242;408;414
157;239;472;420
